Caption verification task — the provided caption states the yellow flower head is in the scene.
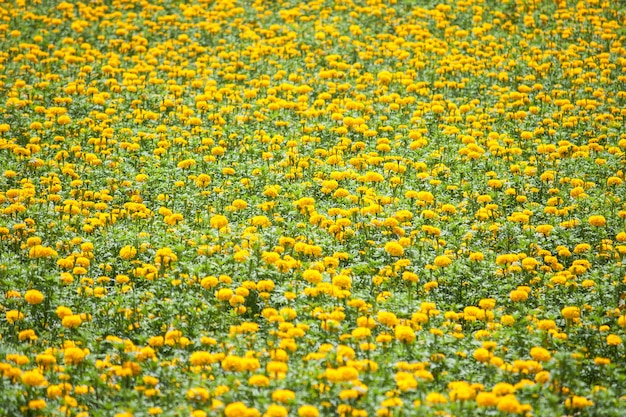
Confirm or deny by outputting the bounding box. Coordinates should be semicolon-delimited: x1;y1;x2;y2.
24;289;44;305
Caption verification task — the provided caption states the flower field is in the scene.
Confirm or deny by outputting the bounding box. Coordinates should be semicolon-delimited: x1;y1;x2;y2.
1;0;626;415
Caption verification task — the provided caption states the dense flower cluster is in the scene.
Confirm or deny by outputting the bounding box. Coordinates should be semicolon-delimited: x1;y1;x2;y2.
1;0;626;416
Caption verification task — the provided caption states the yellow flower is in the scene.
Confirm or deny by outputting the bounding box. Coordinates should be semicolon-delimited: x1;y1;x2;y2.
377;311;399;327
6;310;24;324
448;381;476;401
56;305;73;319
565;396;593;409
529;347;551;362
496;395;522;413
22;370;47;387
472;348;490;363
29;245;58;258
57;114;71;125
28;399;46;410
201;276;218;289
119;245;137;260
177;158;196;169
251;215;271;227
469;252;484;262
24;289;44;305
588;215;606;227
189;351;216;367
249;374;270;387
475;392;498;407
384;241;404;257
297;405;319;417
431;104;445;114
425;392;448;405
535;371;551;384
594;357;611;366
36;354;56;368
264;404;288;417
64;347;86;365
271;389;295;403
332;274;351;289
535;224;553;236
209;214;229;229
187;387;210;402
509;289;528;302
573;243;590;254
433;255;452;267
155;247;178;267
402;271;419;283
230;249;249;262
61;314;82;328
261;251;280;265
478;298;495;310
302;269;322;284
394;325;415;343
232;199;247;210
363;171;384;182
607;334;622;346
225;402;249;417
215;288;234;301
561;306;581;321
19;329;37;341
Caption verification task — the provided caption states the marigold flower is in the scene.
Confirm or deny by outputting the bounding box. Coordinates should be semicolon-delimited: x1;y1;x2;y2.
394;325;415;343
561;306;581;320
384;241;404;257
19;329;37;341
473;348;490;363
119;245;137;260
61;314;82;329
565;396;593;409
232;199;247;209
302;269;322;284
332;274;351;289
215;288;234;301
209;214;229;229
24;289;44;305
425;392;448;405
249;374;270;387
186;387;210;402
433;255;452;267
469;252;484;262
594;357;610;366
22;370;47;387
264;404;288;417
6;309;24;324
509;290;528;302
496;395;522;413
64;347;86;365
225;402;248;417
378;311;399;327
529;347;551;362
190;351;216;366
607;334;622;346
588;215;606;227
271;389;295;403
297;405;319;417
28;399;46;410
475;392;498;407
